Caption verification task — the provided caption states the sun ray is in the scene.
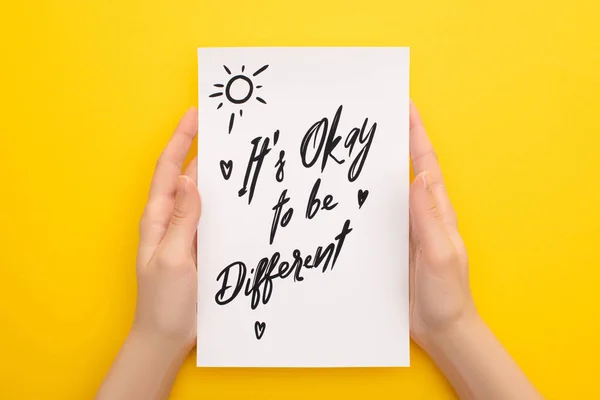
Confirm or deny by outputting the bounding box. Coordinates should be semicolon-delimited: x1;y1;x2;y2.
210;92;223;98
240;109;243;117
217;102;223;110
223;65;232;75
228;113;235;134
241;65;245;72
253;65;269;77
256;85;262;89
214;83;224;88
256;97;267;104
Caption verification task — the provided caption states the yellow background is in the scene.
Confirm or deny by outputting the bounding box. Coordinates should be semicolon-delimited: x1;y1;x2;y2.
1;0;599;398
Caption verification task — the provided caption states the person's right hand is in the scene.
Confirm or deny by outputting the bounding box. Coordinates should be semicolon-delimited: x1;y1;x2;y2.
408;101;478;352
408;102;543;400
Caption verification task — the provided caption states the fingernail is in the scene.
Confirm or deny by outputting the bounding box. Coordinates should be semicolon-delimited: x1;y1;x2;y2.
177;176;188;196
421;171;431;191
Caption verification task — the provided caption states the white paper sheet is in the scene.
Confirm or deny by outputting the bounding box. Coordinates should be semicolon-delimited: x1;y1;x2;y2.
197;47;410;367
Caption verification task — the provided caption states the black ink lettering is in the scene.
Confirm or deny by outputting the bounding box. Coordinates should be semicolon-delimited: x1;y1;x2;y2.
303;255;313;269
323;193;337;210
275;150;286;182
213;220;353;310
321;105;345;170
345;119;376;182
244;256;270;310
281;208;292;225
300;106;378;180
238;136;272;204
292;249;304;282
215;262;246;305
300;118;327;168
299;106;346;173
326;219;353;270
312;219;353;273
269;189;294;245
305;178;338;219
278;261;292;279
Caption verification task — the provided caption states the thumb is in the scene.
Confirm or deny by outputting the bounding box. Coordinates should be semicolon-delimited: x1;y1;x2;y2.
163;175;201;255
410;171;456;266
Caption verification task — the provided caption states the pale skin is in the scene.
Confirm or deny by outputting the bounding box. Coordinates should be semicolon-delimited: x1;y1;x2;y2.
96;104;543;400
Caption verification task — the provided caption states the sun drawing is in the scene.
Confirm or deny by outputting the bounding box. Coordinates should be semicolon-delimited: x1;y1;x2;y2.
210;64;268;134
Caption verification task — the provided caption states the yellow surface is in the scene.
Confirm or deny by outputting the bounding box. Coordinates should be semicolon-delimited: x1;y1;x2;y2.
1;0;599;398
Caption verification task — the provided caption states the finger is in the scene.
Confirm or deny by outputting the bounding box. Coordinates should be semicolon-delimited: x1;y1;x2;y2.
410;101;441;179
409;101;457;227
184;156;198;186
184;157;198;266
409;208;417;316
138;194;172;266
161;175;202;259
184;156;198;266
139;108;197;260
410;171;459;269
192;231;198;268
409;204;418;267
148;107;198;201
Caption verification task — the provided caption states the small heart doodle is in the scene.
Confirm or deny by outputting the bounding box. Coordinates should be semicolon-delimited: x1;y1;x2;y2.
254;321;266;340
219;160;233;180
357;189;369;209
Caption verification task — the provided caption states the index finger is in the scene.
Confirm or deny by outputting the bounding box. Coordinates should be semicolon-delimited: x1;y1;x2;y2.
409;101;457;226
409;101;444;183
148;107;198;200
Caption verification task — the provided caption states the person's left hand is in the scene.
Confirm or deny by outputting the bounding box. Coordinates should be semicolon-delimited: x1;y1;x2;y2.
133;107;200;354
